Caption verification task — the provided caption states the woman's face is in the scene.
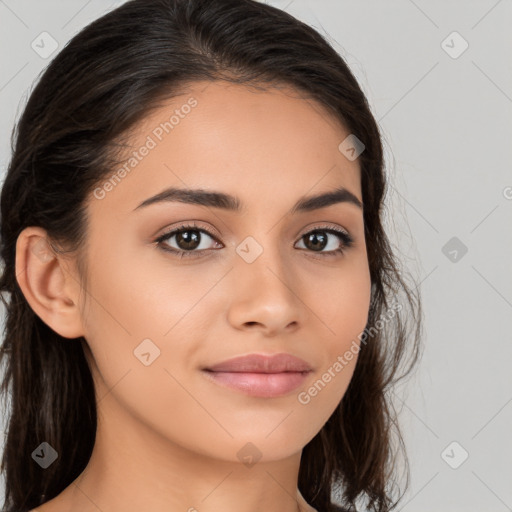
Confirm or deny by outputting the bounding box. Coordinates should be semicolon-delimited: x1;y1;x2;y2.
77;80;371;463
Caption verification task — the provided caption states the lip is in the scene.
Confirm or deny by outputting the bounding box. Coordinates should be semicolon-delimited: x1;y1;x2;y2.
203;353;313;373
201;353;313;398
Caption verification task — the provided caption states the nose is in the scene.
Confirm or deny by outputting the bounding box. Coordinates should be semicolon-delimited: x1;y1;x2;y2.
225;244;306;337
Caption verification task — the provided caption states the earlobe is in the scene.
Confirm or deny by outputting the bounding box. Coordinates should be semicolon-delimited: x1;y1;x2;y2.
15;226;85;339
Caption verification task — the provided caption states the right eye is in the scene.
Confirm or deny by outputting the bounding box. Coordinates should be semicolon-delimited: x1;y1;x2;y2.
154;223;223;259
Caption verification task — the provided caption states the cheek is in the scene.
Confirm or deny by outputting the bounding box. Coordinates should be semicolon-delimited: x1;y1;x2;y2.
78;244;225;408
81;239;213;344
78;253;220;453
317;257;372;344
291;258;371;429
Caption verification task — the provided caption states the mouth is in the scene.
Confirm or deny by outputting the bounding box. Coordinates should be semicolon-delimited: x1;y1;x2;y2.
201;369;312;398
201;352;313;398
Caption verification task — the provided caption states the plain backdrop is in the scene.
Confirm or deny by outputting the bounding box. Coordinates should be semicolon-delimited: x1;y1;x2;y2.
0;1;511;511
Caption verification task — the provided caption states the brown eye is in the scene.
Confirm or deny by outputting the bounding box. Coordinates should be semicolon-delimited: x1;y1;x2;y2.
295;227;354;257
302;231;328;251
155;224;221;258
172;229;202;251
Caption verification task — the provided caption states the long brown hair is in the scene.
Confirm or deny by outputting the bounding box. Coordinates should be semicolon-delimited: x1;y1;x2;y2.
0;0;422;510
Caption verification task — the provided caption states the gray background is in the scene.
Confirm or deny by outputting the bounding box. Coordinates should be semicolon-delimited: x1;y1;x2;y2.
1;1;511;511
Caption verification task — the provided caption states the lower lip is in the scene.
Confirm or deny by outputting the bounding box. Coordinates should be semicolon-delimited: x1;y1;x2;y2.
202;370;311;398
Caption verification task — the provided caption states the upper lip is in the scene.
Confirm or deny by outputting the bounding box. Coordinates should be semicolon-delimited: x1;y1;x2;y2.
203;353;313;373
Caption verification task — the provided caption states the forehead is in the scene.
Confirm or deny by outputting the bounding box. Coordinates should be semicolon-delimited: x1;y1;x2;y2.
91;80;362;216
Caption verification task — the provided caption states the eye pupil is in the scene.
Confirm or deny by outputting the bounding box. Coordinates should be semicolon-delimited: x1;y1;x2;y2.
305;231;327;251
177;230;201;250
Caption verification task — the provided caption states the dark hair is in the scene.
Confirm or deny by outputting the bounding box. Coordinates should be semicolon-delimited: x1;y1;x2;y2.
0;1;422;511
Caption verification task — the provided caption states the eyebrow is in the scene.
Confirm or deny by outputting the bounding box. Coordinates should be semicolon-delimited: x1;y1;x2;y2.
133;185;363;214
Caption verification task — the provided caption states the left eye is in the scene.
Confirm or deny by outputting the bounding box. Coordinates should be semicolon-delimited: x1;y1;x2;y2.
295;228;353;254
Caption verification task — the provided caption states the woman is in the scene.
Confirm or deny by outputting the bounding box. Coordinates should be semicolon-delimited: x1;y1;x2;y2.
0;0;422;511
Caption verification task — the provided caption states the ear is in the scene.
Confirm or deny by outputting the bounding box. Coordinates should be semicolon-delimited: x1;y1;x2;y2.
15;226;85;339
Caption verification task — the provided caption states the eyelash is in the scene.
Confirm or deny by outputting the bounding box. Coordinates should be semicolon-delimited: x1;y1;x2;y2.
154;221;354;260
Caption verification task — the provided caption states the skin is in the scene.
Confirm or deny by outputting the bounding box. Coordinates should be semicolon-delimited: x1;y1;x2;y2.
17;80;371;512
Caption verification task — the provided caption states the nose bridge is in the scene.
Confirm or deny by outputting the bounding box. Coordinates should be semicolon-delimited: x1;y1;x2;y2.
228;230;304;330
235;230;291;291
